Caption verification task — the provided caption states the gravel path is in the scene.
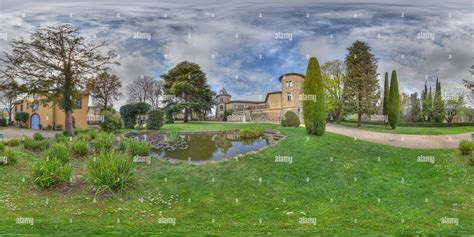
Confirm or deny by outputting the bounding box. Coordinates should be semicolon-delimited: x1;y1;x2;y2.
326;123;470;149
1;127;59;141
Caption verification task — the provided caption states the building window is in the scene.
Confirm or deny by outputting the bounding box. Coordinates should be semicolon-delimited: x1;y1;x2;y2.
42;101;47;108
15;105;17;112
76;99;82;109
220;98;223;102
287;92;292;101
286;80;293;88
26;103;29;109
20;104;23;111
219;105;223;111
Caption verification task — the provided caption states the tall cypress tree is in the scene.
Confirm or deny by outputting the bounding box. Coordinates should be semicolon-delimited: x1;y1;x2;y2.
433;78;445;123
303;57;326;136
383;72;390;115
343;40;380;127
388;70;400;129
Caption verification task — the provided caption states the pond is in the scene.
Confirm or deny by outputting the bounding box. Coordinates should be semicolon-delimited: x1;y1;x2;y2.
124;130;283;162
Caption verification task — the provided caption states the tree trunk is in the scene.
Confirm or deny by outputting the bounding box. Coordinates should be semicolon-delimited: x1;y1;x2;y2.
8;112;12;126
183;108;189;123
357;113;362;127
66;109;75;137
335;108;341;123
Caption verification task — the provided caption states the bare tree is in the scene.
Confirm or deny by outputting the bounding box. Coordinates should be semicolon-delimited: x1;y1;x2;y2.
127;75;155;104
126;75;163;108
0;86;22;125
148;80;163;109
0;24;117;136
87;71;122;110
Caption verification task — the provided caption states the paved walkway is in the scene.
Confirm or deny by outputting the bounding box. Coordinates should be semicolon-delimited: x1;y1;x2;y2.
1;127;59;141
326;123;470;149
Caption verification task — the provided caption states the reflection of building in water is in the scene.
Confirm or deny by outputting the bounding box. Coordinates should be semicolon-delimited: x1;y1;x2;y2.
215;73;305;123
215;135;232;154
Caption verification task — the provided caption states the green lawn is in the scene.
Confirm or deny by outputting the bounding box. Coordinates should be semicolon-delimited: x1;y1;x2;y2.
0;122;473;235
339;122;474;135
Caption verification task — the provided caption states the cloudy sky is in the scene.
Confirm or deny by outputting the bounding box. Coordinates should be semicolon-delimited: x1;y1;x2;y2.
0;0;473;107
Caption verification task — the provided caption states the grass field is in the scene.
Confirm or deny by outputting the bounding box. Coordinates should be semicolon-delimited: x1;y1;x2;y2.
340;122;474;135
0;122;473;235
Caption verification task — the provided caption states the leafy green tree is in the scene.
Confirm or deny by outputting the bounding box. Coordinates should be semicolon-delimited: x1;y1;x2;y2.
161;61;213;122
383;72;390;115
444;94;465;123
0;25;117;136
321;60;345;123
343;40;380;127
388;70;400;129
432;78;445;123
303;57;326;136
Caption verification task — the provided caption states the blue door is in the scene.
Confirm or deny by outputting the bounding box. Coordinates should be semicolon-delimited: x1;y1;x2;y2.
31;114;40;130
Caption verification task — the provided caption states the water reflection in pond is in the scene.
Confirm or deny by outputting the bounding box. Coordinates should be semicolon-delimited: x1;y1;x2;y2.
155;133;270;161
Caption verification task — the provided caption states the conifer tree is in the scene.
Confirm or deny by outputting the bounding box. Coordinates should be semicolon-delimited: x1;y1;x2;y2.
388;70;400;129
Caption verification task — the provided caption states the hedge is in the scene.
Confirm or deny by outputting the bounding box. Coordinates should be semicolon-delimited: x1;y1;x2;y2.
147;110;164;130
342;120;474;127
119;103;150;129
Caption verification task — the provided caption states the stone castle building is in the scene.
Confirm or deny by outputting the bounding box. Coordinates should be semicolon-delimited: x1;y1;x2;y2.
215;73;305;123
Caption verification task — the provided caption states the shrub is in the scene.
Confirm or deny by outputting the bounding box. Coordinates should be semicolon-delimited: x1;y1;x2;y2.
0;149;19;165
281;111;300;127
459;140;474;155
33;158;71;188
55;124;63;131
70;139;88;157
388;70;400;129
33;132;44;141
24;138;50;151
55;133;68;143
94;133;114;153
0;142;4;151
239;128;264;139
119;103;151;129
76;133;92;142
0;118;7;126
101;110;122;132
45;143;70;164
120;139;150;157
87;151;135;193
5;139;20;147
303;57;326;136
147;110;164;130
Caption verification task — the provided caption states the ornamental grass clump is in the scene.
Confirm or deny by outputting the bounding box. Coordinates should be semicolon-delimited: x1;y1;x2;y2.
32;158;72;188
120;139;150;157
87;151;135;193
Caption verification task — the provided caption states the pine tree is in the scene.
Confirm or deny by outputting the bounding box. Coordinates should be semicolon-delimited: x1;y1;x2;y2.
303;57;326;136
388;70;400;129
383;72;390;115
343;40;380;127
